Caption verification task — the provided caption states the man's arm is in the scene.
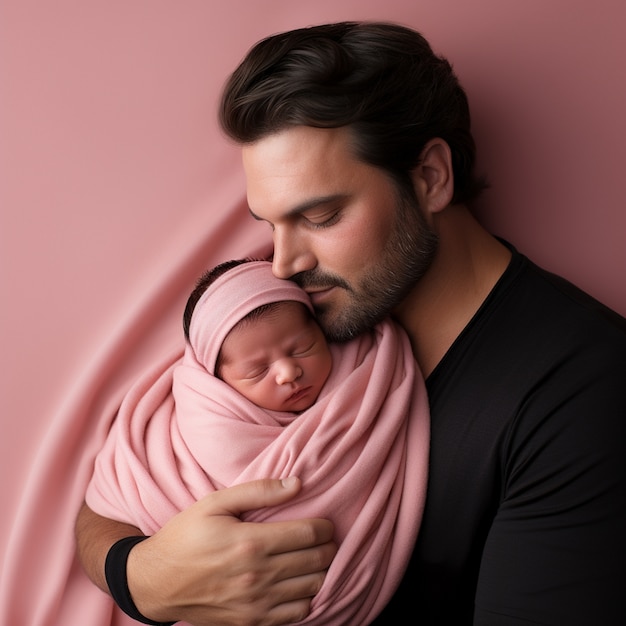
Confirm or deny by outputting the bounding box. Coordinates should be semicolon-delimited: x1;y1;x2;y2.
76;477;337;626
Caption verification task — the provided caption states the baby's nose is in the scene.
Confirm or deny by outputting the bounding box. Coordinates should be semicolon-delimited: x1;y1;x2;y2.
275;360;302;385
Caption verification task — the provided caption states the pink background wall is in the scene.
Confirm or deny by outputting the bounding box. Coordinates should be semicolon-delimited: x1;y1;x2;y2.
1;0;625;576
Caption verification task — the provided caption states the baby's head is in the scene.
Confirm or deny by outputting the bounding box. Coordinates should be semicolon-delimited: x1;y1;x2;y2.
184;259;332;412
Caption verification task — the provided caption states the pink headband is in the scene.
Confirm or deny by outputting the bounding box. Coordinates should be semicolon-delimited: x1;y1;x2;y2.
189;261;313;374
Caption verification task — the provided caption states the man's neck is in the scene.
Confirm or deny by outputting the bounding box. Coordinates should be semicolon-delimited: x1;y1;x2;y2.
393;206;511;377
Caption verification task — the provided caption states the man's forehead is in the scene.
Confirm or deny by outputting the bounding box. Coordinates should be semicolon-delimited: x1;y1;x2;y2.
242;126;354;215
243;127;346;175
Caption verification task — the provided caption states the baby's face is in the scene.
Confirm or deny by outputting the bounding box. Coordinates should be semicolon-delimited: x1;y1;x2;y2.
219;301;332;412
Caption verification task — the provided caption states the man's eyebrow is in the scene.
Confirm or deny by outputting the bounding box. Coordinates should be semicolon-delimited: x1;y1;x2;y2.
248;194;347;221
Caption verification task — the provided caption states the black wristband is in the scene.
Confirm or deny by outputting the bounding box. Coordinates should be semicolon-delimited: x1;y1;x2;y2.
105;536;176;626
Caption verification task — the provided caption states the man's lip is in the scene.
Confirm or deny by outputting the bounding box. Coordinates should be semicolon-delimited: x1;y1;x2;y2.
306;286;335;305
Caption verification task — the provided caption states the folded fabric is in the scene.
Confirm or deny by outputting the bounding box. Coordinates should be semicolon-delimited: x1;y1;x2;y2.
87;308;429;625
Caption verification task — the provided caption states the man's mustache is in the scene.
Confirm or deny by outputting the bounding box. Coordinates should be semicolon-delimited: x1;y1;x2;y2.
291;270;351;292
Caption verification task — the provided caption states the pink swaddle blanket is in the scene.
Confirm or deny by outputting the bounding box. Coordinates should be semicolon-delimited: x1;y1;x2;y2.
86;262;429;625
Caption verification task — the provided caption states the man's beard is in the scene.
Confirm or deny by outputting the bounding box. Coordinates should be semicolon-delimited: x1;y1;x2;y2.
292;184;438;342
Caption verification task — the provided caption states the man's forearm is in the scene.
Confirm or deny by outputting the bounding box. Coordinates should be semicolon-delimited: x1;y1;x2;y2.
75;501;143;593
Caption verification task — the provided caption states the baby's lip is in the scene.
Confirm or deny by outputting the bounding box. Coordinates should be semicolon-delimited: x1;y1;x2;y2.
288;386;312;402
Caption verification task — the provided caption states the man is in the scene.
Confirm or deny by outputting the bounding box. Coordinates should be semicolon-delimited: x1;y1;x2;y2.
76;21;626;625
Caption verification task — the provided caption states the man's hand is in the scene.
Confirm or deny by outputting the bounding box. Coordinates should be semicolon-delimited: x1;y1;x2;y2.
76;477;336;626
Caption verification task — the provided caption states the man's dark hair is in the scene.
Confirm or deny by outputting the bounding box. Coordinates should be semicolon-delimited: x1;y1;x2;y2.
220;21;487;205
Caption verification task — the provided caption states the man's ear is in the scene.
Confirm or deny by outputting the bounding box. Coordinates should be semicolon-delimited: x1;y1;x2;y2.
411;138;454;215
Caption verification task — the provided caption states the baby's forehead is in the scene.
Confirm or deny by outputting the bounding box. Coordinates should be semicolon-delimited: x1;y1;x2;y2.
235;300;312;332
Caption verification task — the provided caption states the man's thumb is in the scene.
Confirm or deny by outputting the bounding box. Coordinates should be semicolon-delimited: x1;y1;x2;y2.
200;476;302;517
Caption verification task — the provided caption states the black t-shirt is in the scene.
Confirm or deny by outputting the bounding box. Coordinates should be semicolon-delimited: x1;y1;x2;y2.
374;244;626;624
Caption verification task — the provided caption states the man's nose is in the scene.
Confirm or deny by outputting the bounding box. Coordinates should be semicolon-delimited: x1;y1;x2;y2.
271;228;315;279
275;360;302;385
